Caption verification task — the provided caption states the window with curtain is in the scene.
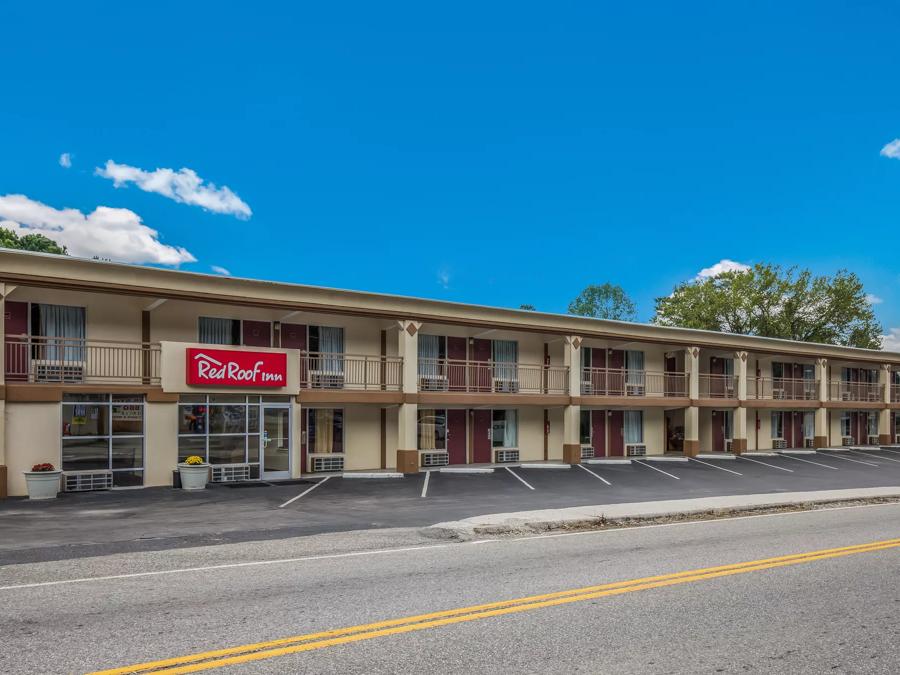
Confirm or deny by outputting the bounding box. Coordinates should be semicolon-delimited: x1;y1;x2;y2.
723;410;733;440
33;303;85;361
199;317;240;345
624;410;643;444
867;412;878;437
418;335;444;378
625;350;644;387
840;413;851;437
803;412;815;439
491;409;518;448
492;340;518;383
417;409;447;450
308;408;343;454
579;410;591;445
308;326;344;377
771;412;784;439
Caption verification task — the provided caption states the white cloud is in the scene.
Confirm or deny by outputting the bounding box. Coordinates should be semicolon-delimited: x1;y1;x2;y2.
437;268;450;289
0;194;195;266
59;153;72;168
95;160;252;219
696;259;751;280
865;293;883;305
211;265;231;276
883;328;900;352
880;139;900;160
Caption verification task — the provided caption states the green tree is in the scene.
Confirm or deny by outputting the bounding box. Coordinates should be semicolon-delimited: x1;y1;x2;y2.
653;263;882;349
568;283;637;321
519;304;536;311
0;227;67;255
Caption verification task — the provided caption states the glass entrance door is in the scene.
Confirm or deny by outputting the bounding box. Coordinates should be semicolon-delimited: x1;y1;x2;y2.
261;406;291;479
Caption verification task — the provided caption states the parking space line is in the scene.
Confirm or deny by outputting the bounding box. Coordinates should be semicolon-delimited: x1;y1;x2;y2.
576;463;612;485
850;450;900;464
881;448;900;456
504;466;535;490
421;471;431;498
634;460;680;480
736;456;793;473
778;454;839;470
688;457;742;476
826;453;879;467
278;476;331;508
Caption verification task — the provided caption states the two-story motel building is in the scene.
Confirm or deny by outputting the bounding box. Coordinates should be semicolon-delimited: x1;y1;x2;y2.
1;249;900;498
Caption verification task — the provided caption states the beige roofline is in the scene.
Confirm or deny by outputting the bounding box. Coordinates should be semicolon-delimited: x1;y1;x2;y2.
1;248;897;364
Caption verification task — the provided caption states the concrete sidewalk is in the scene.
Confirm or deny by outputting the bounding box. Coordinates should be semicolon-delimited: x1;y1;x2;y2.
425;486;900;539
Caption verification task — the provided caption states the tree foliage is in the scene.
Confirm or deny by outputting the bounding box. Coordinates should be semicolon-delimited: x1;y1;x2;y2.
518;303;536;311
0;228;68;255
568;283;637;321
653;263;882;349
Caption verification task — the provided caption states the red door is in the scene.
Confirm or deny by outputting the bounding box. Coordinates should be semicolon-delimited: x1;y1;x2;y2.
608;410;624;456
712;410;725;452
447;409;467;464
242;320;271;347
664;355;681;396
791;412;803;448
472;409;492;463
447;337;467;391
589;348;608;394
4;300;28;381
591;409;606;457
608;350;625;395
471;339;492;392
281;323;306;384
709;357;725;396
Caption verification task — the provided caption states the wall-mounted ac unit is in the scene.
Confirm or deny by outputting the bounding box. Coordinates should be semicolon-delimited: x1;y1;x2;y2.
33;361;85;383
773;439;788;449
63;470;112;492
311;372;345;389
840;391;852;401
895;434;900;444
868;435;880;446
211;464;250;483
493;379;520;393
495;449;519;463
625;384;645;397
311;454;344;472
804;438;815;448
581;381;594;395
626;444;646;457
421;451;450;467
418;376;448;392
580;445;595;459
773;388;786;400
842;436;853;446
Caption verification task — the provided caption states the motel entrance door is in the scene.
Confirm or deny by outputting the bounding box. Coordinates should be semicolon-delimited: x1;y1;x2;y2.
261;406;291;479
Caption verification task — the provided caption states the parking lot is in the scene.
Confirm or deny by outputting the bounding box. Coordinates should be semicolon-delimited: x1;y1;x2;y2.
3;448;900;564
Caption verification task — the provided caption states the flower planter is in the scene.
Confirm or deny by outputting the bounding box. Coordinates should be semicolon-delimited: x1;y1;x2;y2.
177;463;210;491
24;470;62;500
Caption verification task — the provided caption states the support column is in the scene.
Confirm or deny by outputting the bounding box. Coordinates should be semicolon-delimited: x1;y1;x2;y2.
0;283;7;498
562;336;582;464
814;358;829;448
396;320;420;473
879;364;892;445
732;351;748;454
684;346;700;456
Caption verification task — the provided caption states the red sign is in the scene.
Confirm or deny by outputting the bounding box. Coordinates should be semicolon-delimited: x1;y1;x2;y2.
186;348;287;388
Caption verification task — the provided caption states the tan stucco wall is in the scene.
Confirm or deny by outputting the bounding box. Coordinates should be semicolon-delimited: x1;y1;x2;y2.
643;408;665;456
6;402;60;496
342;405;383;471
548;407;564;460
145;402;178;487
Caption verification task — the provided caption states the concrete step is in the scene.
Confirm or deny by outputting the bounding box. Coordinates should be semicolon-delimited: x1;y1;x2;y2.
778;450;817;456
583;458;631;465
741;452;778;457
439;467;495;474
696;453;736;460
342;472;403;479
642;456;689;463
519;463;570;469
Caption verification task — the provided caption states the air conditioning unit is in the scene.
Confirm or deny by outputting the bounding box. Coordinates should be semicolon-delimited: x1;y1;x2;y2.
868;435;879;446
842;436;853;446
63;470;112;492
580;445;595;459
421;451;450;467
773;388;786;400
895;434;900;444
626;444;647;457
840;391;852;401
311;372;345;389
773;439;788;449
311;454;344;472
626;384;645;397
581;380;594;395
32;361;85;383
211;464;251;483
418;376;447;392
495;449;519;463
804;438;815;448
493;379;520;393
724;440;733;453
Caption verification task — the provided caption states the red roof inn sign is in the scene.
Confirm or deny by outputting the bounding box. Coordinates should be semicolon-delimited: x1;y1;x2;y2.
186;348;287;388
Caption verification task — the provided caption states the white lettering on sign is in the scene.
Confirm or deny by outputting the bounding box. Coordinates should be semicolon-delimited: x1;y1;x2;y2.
191;352;285;385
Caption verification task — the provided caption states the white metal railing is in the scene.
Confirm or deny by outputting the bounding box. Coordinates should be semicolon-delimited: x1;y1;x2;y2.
418;358;568;394
698;373;738;399
581;368;687;397
747;377;818;401
301;352;402;391
829;380;883;402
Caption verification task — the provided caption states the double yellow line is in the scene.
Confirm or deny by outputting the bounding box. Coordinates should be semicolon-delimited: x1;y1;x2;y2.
91;537;900;675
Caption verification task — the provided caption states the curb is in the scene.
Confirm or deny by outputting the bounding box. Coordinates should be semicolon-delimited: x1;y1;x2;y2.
342;472;403;479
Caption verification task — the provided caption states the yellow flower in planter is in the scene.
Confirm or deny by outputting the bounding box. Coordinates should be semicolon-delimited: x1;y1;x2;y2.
184;455;205;465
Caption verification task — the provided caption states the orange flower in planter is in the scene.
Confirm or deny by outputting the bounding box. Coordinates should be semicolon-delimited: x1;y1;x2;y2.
31;463;56;472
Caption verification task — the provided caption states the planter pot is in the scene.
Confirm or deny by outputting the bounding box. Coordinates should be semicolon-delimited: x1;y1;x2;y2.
23;471;62;500
177;464;210;491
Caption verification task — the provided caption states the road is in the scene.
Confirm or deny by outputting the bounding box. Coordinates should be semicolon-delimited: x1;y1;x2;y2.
1;502;898;674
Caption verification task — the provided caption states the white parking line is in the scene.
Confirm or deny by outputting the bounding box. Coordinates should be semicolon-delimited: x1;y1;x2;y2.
634;460;680;480
504;466;535;490
778;454;839;470
421;470;431;498
882;448;900;456
850;450;900;464
278;476;331;508
736;456;794;473
576;463;612;485
689;457;743;476
826;453;879;467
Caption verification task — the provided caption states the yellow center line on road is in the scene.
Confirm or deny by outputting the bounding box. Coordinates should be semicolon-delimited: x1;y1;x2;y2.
89;537;900;675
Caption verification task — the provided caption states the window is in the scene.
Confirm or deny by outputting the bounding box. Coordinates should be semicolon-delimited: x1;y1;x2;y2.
61;393;144;486
178;395;261;475
307;409;344;453
308;326;344;381
580;410;592;445
308;326;344;354
840;413;851;437
625;351;645;388
867;412;878;437
492;340;518;384
417;409;447;450
722;410;733;440
624;410;643;444
803;412;815;439
418;335;446;378
32;303;85;361
492;409;518;448
771;412;784;439
199;317;240;345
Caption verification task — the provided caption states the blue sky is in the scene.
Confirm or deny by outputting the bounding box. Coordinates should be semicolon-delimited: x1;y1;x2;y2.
2;2;899;342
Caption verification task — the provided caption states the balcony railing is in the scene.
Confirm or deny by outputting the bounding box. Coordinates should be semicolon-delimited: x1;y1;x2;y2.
829;380;884;403
581;368;687;397
4;336;161;384
747;377;818;401
893;384;900;403
418;358;568;395
301;352;402;391
698;373;738;399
